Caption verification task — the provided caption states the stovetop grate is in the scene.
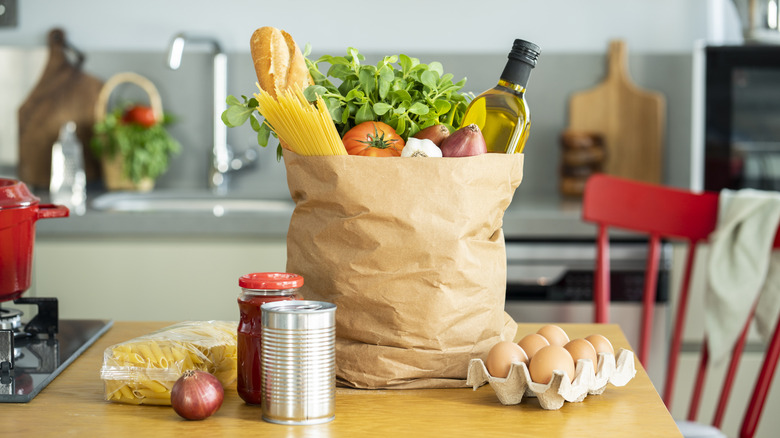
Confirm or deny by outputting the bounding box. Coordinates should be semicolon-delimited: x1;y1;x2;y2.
0;297;113;402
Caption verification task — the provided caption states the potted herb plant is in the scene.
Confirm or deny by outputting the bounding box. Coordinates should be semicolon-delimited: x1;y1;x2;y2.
91;72;180;191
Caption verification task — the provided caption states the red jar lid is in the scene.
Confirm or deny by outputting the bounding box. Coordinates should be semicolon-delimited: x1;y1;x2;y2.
0;178;39;210
239;272;303;290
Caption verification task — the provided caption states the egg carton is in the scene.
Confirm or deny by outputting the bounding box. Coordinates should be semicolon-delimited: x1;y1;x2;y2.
466;348;636;410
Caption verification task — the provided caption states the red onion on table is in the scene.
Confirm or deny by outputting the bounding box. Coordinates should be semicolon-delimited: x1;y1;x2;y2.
170;370;224;420
440;124;487;157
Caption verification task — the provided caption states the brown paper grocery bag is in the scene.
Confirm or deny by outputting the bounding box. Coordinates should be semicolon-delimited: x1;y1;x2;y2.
283;149;524;389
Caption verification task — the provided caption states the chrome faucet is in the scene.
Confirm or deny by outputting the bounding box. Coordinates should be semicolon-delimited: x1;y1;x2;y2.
167;33;257;195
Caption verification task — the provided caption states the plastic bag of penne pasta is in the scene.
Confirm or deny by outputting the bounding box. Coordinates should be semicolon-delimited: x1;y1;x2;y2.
100;321;237;405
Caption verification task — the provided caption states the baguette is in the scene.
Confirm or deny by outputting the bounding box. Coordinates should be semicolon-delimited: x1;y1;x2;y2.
250;27;312;99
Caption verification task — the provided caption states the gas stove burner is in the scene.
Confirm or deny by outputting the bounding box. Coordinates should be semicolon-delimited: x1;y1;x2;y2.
0;296;112;402
0;308;23;331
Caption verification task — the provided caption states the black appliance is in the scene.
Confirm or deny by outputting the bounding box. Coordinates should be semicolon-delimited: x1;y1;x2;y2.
703;44;780;191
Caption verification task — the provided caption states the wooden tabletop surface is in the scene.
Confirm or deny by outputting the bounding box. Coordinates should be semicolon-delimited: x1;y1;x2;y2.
5;321;681;437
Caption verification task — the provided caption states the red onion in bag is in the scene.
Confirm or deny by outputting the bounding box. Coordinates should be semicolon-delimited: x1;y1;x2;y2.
440;124;487;157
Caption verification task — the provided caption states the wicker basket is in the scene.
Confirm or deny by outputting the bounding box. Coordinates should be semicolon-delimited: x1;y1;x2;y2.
94;72;164;192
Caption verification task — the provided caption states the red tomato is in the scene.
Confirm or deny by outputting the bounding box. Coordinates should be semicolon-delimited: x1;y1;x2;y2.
342;121;405;157
121;105;157;128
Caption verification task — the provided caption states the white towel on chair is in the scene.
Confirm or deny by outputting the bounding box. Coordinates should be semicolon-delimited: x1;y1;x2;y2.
705;189;780;364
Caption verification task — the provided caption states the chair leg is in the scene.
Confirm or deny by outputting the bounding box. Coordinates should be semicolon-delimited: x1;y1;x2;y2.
663;242;698;408
639;235;661;366
740;310;780;438
714;308;753;429
594;225;610;324
688;341;710;422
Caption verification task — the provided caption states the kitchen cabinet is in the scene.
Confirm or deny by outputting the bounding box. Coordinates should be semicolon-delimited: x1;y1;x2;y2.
28;236;287;321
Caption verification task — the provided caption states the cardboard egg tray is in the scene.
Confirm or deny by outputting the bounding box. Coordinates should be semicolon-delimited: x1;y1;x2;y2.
466;348;636;410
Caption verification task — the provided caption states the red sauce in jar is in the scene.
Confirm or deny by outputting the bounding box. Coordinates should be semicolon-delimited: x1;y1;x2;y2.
236;272;303;405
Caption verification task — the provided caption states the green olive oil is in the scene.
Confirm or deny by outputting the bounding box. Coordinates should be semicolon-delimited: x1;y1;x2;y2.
461;39;540;154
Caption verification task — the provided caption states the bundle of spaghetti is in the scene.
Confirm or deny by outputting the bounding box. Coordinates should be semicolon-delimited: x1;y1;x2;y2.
254;84;347;156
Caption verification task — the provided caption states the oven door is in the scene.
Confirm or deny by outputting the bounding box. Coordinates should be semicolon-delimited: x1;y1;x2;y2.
503;239;670;389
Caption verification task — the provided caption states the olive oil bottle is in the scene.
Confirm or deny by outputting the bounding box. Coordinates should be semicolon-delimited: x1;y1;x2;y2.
461;39;540;154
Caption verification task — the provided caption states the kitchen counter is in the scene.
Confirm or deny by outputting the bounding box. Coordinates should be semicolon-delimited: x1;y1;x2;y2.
35;192;602;239
4;321;681;437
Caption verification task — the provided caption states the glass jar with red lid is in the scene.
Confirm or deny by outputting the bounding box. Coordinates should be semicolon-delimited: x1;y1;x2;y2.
237;272;303;405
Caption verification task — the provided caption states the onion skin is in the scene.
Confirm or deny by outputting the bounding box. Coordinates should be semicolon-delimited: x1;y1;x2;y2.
413;124;450;147
171;370;224;420
440;124;487;157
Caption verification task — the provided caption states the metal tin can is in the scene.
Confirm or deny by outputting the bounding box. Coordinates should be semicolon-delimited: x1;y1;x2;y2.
260;300;336;425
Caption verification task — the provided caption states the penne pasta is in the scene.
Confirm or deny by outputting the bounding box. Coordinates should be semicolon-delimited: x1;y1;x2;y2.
100;321;238;406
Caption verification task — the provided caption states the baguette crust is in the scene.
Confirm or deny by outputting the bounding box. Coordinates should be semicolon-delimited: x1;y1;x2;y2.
250;27;312;98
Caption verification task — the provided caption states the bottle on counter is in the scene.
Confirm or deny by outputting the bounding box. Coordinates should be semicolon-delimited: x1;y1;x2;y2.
49;121;87;215
461;39;541;154
236;272;303;405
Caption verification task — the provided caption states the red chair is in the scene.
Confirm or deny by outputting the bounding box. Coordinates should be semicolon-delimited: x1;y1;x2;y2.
581;173;780;438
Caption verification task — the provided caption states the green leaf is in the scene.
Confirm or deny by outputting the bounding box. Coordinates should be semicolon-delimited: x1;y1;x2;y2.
395;117;406;135
408;121;420;137
345;88;365;102
304;85;329;101
358;67;376;96
324;97;344;122
428;61;444;77
433;99;452;115
226;95;243;106
249;114;261;131
378;77;392;100
355;103;374;124
222;104;254;127
341;104;351;125
373;102;393;116
390;89;412;104
379;65;395;82
421;70;439;89
398;54;413;73
408;102;430;115
257;122;272;147
328;64;355;81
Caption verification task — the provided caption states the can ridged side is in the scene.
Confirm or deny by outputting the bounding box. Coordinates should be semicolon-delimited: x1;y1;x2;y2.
260;300;336;425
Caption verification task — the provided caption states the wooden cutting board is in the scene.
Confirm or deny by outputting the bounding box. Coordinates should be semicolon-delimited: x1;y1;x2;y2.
567;40;665;184
18;28;103;188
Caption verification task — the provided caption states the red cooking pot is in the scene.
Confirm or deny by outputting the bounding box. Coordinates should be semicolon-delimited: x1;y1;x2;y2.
0;178;69;302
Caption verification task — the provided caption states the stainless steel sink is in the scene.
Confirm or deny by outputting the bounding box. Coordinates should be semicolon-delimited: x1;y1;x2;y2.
91;190;294;215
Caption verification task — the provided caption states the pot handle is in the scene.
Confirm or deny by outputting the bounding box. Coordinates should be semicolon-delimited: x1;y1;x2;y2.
37;204;70;219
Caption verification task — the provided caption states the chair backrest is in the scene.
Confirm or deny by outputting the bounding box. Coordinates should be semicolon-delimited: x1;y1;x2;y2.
581;173;780;438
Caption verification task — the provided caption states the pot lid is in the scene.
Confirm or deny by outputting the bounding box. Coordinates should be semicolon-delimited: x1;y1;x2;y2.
0;178;40;210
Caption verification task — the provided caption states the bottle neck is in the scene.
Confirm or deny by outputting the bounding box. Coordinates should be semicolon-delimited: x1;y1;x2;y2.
499;58;533;91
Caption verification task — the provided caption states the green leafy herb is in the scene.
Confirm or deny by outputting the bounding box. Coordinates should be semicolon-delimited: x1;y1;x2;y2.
91;106;181;183
222;46;472;159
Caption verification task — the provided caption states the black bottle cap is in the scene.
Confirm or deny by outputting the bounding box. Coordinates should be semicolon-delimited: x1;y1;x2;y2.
508;39;541;68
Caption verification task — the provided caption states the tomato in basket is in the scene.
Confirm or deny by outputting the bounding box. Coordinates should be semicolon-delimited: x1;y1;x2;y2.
121;105;157;128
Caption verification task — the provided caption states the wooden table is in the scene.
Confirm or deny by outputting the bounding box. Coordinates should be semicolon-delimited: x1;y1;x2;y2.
4;322;681;437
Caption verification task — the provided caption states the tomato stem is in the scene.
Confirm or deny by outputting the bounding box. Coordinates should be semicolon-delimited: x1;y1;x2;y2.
357;124;400;150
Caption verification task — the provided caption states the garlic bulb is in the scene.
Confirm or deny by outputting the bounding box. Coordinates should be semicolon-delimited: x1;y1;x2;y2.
401;137;443;158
